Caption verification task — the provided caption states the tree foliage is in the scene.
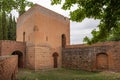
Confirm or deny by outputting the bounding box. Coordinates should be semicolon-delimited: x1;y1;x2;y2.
16;0;33;16
0;0;33;40
0;13;16;40
0;0;33;15
51;0;120;44
1;11;8;40
7;14;16;40
0;13;3;40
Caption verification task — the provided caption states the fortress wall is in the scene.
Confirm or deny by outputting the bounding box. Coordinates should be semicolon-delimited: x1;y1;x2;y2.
0;55;18;80
0;40;26;56
62;41;120;72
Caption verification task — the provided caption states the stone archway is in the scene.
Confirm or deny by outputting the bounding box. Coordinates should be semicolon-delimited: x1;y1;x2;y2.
96;53;108;70
53;52;58;68
12;51;23;68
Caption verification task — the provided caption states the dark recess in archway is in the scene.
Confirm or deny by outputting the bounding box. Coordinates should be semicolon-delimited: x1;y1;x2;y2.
53;52;59;68
23;32;25;42
61;34;66;48
12;51;23;68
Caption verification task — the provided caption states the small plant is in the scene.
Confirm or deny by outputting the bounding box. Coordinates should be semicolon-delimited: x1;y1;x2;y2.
21;76;27;80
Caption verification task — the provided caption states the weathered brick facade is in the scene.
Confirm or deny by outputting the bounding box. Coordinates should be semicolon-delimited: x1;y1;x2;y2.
0;55;18;80
17;4;70;70
1;5;120;80
62;41;120;72
0;40;26;68
0;40;26;56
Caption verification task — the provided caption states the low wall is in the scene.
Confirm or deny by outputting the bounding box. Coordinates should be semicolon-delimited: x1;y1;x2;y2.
0;40;26;56
0;40;26;68
62;41;120;72
0;55;18;80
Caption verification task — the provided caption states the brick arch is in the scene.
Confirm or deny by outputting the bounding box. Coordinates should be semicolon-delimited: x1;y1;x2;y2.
52;52;59;68
0;40;26;67
96;53;108;71
12;50;24;68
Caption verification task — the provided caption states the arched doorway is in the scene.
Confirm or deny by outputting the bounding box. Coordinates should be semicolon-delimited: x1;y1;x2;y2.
96;53;108;70
61;34;66;48
53;52;58;68
12;51;23;68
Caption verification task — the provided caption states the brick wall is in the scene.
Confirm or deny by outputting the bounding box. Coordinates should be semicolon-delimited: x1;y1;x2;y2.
62;41;120;72
0;40;26;56
26;43;35;69
0;40;26;68
0;55;18;80
26;43;61;70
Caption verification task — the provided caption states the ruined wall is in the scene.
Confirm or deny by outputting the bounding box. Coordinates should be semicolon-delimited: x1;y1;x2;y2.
0;55;18;80
62;41;120;72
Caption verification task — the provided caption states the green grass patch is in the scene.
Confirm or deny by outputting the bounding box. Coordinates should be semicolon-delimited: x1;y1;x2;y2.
17;68;120;80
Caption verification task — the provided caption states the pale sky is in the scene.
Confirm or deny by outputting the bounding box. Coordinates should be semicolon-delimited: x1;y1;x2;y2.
12;0;100;44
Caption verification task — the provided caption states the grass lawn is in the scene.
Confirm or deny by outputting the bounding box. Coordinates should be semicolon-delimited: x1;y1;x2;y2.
17;68;120;80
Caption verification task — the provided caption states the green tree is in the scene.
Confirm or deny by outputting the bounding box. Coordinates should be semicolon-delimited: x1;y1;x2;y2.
8;14;13;40
0;12;16;40
51;0;120;44
107;26;120;41
7;14;16;40
0;0;33;40
17;0;33;16
0;0;33;15
0;13;3;40
1;11;8;40
12;16;16;40
83;24;120;44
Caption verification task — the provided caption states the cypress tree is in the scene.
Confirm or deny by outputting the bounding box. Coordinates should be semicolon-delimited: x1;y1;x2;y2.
8;14;13;40
2;11;8;40
0;13;3;40
12;16;16;40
